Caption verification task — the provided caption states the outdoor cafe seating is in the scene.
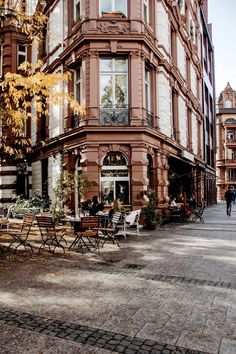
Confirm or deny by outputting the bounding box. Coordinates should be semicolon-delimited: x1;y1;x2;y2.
68;216;101;252
36;215;67;253
0;212;35;253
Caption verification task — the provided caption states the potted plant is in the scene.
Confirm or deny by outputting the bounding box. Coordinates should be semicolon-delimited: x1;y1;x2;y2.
140;190;158;230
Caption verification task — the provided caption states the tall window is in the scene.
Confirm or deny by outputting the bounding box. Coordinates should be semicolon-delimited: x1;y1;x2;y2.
73;65;83;128
187;109;192;150
145;66;153;127
186;55;190;86
145;66;151;112
171;26;177;65
178;0;183;13
17;44;27;67
100;152;130;205
100;0;127;17
143;0;149;23
74;66;82;104
171;88;178;140
74;0;82;21
100;58;128;126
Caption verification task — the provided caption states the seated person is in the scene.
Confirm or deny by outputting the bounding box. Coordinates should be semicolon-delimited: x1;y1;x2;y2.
81;199;92;215
169;196;177;207
108;199;124;220
90;196;100;215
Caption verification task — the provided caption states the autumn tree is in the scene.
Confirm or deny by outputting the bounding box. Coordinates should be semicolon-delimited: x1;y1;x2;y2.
0;0;83;157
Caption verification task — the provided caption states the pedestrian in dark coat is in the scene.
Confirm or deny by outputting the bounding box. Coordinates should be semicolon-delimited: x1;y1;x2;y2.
224;185;236;216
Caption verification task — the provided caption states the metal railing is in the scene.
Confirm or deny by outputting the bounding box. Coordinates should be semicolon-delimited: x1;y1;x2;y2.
145;109;154;128
100;106;129;126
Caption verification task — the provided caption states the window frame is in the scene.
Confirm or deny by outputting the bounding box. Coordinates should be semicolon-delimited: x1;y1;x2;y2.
143;0;150;23
99;0;127;17
74;65;83;105
74;0;82;22
100;58;128;108
145;66;151;112
100;152;130;205
17;44;27;68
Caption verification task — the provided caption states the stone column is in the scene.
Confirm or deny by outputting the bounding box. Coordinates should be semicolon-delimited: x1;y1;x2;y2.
129;50;142;126
88;50;99;125
81;145;100;200
131;144;149;208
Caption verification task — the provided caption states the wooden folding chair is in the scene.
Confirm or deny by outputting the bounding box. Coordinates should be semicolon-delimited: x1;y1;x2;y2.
4;212;35;253
98;212;125;248
36;215;67;253
69;216;100;252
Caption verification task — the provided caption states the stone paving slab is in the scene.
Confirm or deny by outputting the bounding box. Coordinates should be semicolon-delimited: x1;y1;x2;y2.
1;203;236;353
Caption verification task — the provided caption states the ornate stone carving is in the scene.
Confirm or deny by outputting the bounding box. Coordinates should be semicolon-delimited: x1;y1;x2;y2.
97;22;130;34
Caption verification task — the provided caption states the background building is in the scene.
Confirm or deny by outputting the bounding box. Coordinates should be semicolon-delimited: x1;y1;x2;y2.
216;83;236;200
0;0;217;213
200;0;217;205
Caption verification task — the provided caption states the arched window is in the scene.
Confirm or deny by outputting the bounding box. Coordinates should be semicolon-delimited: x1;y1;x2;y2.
225;100;232;108
100;152;130;205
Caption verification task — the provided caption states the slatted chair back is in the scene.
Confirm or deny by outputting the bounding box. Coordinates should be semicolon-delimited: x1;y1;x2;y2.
111;212;122;225
80;216;100;230
36;215;55;233
36;215;67;253
21;212;35;234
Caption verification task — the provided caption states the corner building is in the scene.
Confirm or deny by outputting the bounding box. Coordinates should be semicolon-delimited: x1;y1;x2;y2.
30;0;215;212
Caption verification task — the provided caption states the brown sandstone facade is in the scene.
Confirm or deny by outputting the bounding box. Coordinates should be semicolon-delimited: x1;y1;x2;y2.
0;0;217;212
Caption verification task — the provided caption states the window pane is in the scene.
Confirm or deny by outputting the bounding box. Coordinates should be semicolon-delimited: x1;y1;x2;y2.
19;45;26;53
116;181;129;204
115;59;127;72
103;152;127;166
76;1;81;20
115;75;127;107
100;0;112;13
101;181;114;204
100;59;113;72
18;54;26;65
115;0;127;15
100;75;113;106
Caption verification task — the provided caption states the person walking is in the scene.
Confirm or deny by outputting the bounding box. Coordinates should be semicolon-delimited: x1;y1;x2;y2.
224;185;236;216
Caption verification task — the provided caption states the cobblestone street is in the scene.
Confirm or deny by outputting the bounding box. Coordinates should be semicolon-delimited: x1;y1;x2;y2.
1;203;236;353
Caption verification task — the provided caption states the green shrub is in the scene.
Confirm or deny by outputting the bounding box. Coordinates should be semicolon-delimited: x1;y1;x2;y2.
141;190;158;230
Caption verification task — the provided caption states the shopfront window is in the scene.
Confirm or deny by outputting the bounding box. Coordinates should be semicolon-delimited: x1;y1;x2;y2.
100;152;130;205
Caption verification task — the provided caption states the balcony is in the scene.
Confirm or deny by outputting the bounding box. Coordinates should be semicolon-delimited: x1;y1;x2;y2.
100;106;129;126
218;108;236;114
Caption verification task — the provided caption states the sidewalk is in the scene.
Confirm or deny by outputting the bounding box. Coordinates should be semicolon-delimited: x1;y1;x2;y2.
0;203;236;353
